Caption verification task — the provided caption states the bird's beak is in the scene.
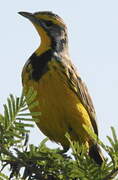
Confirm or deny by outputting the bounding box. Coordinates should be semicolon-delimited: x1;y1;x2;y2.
19;11;35;21
18;11;43;27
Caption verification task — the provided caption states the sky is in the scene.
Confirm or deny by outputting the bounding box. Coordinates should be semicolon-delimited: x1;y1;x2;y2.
0;0;118;150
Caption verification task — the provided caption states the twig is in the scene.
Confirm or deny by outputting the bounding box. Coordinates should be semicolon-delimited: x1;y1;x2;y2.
103;167;118;180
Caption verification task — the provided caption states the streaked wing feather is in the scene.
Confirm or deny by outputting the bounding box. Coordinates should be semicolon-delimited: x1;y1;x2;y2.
77;78;98;135
66;62;98;136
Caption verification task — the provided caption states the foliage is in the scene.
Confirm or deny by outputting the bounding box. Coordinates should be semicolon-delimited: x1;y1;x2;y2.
0;89;118;180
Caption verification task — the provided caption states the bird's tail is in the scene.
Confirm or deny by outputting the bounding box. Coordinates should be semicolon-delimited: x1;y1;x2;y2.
89;143;104;165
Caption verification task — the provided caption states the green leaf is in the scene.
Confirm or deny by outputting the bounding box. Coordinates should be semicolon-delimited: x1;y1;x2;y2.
7;97;13;120
16;118;34;121
107;136;115;149
19;90;25;107
0;173;9;180
9;94;16;116
15;122;34;128
18;112;41;117
16;97;20;112
111;127;118;144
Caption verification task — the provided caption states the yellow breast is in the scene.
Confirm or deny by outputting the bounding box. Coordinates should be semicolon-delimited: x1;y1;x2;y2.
22;60;93;148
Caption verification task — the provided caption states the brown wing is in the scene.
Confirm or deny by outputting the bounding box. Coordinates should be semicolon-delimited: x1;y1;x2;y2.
66;62;98;136
77;78;98;135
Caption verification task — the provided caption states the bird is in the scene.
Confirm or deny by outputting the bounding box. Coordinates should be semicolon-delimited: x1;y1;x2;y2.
19;11;104;165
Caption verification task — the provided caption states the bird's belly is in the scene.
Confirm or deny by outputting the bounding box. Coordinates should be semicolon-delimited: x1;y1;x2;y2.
24;68;93;148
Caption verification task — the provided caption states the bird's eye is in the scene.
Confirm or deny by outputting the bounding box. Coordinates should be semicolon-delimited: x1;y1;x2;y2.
45;20;53;27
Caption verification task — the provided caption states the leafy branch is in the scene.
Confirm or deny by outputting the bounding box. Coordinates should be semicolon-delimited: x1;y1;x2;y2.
0;89;118;179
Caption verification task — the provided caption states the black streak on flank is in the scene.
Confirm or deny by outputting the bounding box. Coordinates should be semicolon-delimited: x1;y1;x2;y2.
29;50;52;81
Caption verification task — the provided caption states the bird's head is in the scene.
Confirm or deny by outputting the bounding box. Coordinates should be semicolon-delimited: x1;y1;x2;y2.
19;11;68;55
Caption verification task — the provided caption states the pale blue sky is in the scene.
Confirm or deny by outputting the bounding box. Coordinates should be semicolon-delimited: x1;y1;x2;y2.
0;0;118;149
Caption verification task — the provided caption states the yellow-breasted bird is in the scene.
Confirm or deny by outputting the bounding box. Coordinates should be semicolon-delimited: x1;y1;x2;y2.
19;11;104;165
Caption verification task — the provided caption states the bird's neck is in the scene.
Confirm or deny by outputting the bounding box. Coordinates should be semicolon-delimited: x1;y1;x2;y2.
34;24;69;56
35;34;69;57
51;37;69;55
